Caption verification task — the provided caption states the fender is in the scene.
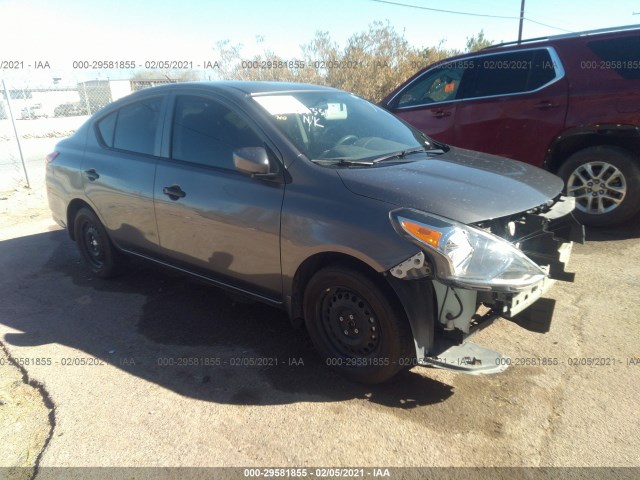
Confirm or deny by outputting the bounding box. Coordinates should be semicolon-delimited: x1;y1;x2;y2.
544;124;640;171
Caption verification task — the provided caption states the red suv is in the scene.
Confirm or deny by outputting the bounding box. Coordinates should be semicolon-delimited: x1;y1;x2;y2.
381;25;640;226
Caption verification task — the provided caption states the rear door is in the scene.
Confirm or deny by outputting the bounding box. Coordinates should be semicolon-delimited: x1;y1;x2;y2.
386;61;472;144
83;95;167;254
453;48;568;166
153;93;285;298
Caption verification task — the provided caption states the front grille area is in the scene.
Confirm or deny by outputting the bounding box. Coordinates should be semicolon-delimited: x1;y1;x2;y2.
474;195;584;282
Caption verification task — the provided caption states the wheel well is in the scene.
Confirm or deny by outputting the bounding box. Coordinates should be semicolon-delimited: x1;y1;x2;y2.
546;131;640;174
289;252;396;325
66;199;94;241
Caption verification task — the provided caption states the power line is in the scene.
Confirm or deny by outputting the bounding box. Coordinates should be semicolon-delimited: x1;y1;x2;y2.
370;0;518;19
370;0;573;33
524;17;572;32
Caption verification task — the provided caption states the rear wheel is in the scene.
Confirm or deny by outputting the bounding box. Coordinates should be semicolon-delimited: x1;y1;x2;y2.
303;266;414;384
73;207;127;278
558;146;640;226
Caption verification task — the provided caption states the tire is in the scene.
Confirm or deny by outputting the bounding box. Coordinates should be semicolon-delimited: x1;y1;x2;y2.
73;207;127;278
303;266;414;384
557;146;640;226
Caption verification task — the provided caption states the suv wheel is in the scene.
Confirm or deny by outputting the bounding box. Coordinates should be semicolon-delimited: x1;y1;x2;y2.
73;207;127;278
303;266;414;384
558;146;640;226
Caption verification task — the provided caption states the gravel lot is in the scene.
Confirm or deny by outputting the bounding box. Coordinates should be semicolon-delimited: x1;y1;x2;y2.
0;164;639;480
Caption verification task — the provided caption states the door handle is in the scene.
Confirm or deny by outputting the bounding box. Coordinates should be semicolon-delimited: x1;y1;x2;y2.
84;169;100;181
162;184;186;200
432;110;452;118
534;101;559;110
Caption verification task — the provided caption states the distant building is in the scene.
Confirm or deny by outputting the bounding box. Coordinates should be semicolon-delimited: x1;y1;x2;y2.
0;79;174;119
77;79;174;114
1;87;79;118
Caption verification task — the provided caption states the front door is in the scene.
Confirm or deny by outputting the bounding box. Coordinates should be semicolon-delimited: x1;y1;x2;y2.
153;94;285;298
388;63;468;145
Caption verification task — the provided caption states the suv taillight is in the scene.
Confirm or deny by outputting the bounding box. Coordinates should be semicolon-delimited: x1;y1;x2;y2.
46;151;59;164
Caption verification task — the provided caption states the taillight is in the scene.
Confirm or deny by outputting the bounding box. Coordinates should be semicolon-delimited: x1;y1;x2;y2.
46;151;59;164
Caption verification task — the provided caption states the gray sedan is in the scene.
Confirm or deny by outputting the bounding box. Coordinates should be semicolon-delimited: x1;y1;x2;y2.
46;81;583;383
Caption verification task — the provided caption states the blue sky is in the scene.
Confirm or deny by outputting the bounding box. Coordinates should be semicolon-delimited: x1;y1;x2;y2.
1;0;639;85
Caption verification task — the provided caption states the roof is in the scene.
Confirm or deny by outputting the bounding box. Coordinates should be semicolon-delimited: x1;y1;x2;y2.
484;23;640;50
182;81;338;95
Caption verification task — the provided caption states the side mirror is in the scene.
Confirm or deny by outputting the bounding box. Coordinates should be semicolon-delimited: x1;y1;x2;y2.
233;147;270;175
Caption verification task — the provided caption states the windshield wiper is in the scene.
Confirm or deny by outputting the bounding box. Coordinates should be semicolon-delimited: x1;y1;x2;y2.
312;146;445;167
371;146;444;164
311;158;374;167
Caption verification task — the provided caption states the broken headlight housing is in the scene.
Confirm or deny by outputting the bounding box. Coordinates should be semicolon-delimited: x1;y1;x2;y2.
390;209;546;291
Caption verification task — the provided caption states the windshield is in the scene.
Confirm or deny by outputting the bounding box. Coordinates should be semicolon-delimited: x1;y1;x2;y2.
252;91;437;164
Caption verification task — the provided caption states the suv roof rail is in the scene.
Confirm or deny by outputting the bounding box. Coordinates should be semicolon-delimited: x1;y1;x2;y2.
484;23;640;50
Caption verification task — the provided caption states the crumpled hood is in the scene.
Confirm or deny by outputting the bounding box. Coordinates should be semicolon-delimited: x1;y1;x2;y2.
337;146;564;224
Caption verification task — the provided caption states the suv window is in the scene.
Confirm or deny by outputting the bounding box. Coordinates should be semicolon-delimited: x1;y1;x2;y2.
171;95;262;169
587;36;640;79
112;98;163;155
461;49;557;99
397;64;466;108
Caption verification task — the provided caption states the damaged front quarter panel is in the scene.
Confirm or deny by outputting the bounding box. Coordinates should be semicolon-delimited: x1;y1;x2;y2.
387;196;585;374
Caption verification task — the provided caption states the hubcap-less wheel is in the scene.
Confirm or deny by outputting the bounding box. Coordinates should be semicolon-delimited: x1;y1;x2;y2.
566;161;627;215
303;266;415;383
322;288;381;357
73;207;127;278
83;223;105;269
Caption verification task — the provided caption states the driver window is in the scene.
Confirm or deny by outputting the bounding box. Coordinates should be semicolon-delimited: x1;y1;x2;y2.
397;65;465;108
171;95;262;170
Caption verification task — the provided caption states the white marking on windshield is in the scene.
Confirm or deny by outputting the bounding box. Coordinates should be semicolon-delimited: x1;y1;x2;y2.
253;95;310;115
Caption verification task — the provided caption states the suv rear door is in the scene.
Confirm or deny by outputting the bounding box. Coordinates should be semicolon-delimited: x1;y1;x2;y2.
454;48;568;166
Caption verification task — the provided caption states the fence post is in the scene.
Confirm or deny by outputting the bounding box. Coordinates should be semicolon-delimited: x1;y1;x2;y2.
81;82;92;115
1;79;30;189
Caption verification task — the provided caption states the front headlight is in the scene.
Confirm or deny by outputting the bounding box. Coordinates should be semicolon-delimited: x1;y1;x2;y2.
390;209;546;291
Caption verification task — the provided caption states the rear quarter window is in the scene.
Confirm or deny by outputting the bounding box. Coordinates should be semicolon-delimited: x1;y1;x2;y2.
96;111;116;147
587;36;640;79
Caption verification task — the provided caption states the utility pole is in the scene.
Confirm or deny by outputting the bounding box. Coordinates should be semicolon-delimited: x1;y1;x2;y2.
1;80;30;188
518;0;526;43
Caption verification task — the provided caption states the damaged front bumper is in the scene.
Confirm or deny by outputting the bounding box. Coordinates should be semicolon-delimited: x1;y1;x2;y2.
388;196;584;374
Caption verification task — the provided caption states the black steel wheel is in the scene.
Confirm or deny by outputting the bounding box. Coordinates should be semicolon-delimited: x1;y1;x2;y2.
303;266;414;384
73;207;127;278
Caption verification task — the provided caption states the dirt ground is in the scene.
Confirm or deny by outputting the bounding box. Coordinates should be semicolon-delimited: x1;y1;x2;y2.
0;186;53;480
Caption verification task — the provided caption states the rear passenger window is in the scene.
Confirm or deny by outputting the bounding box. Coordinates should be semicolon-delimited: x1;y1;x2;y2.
113;98;163;155
171;95;262;170
461;49;557;99
588;36;640;79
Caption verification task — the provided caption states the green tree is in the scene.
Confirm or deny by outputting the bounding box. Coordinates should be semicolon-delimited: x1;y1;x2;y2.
465;30;493;52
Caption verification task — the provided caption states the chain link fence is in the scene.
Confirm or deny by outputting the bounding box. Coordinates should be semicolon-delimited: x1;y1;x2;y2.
0;77;174;191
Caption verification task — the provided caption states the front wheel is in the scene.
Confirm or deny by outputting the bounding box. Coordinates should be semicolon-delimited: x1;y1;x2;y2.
558;146;640;226
73;207;127;278
303;266;414;384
